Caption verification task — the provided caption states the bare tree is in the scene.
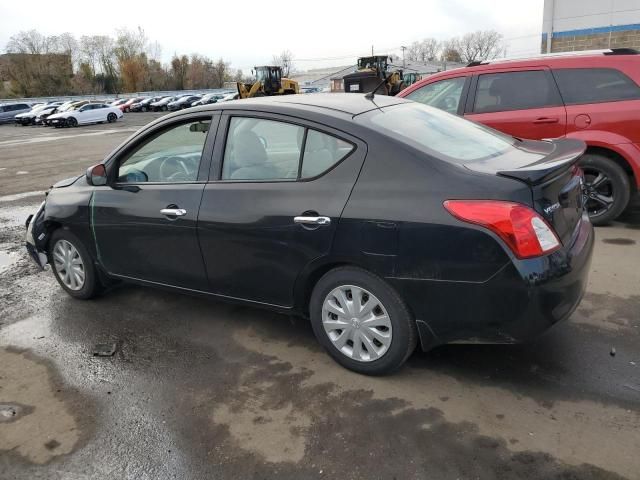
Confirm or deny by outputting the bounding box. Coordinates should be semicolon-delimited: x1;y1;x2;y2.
212;58;230;88
452;30;505;63
407;38;440;63
6;30;53;54
271;50;295;77
441;39;463;63
420;38;440;62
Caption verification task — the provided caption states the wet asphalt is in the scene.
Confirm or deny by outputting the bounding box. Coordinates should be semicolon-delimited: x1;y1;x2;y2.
0;117;639;479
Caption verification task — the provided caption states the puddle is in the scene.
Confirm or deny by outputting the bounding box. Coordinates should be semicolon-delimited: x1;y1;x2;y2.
602;238;636;245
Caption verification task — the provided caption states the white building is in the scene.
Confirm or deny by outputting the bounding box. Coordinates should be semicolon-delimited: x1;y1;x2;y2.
542;0;640;53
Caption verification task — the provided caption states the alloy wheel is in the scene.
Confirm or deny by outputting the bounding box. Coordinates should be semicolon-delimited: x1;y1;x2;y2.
53;239;85;291
322;285;392;362
583;167;614;218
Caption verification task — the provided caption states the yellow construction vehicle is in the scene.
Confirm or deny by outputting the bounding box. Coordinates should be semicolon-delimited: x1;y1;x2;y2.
343;56;405;96
237;66;299;98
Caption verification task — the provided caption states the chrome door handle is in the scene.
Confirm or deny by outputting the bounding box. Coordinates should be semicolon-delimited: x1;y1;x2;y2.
294;216;331;226
160;208;187;216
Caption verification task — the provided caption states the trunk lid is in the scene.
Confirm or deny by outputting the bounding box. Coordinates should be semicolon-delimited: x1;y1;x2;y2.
465;138;587;245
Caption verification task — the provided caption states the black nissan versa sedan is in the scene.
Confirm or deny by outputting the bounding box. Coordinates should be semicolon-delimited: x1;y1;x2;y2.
25;93;594;375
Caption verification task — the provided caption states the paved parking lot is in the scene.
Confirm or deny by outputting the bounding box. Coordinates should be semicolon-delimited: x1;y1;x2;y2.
0;117;639;479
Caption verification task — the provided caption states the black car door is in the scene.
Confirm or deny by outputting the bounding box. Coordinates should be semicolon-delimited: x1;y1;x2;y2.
91;113;219;290
198;111;366;307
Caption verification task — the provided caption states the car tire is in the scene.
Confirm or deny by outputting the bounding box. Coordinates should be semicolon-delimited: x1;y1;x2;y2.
162;105;168;111
67;117;77;128
48;229;102;300
309;266;418;375
107;113;117;123
580;153;631;225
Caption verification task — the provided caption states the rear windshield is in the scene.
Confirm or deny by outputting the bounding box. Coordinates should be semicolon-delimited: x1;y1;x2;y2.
361;102;517;163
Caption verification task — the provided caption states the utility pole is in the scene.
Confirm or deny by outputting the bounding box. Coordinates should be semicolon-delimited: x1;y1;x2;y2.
401;46;406;67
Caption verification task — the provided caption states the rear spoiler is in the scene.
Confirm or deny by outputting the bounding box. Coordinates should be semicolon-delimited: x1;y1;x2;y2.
498;139;586;185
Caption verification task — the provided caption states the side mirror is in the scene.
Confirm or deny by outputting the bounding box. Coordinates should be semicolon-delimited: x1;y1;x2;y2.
86;164;107;186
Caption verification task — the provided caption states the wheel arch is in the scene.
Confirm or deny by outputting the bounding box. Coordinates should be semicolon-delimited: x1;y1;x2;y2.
584;145;636;192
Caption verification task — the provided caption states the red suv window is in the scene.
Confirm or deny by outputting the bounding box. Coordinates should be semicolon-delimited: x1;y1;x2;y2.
472;70;562;114
552;68;640;105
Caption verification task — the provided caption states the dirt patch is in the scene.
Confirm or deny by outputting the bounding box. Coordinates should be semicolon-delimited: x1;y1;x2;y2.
0;348;82;463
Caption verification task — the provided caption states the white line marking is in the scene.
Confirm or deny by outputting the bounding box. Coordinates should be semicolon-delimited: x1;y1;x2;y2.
0;190;44;202
0;128;138;147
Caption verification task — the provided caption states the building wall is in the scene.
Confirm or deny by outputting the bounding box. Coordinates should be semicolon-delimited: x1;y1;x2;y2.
541;0;640;52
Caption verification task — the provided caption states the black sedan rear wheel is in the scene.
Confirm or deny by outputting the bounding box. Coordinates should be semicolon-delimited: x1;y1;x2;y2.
580;153;630;225
310;266;417;375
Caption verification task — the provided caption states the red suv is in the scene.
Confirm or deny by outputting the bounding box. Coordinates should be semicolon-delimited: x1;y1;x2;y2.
399;49;640;224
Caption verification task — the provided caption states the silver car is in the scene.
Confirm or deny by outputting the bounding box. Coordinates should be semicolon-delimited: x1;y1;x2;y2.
0;102;32;123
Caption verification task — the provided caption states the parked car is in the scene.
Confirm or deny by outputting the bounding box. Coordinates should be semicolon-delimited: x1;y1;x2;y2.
110;99;128;107
48;103;123;127
0;102;32;124
398;48;640;225
130;96;163;112
218;92;239;102
25;94;593;375
38;101;77;125
15;102;62;126
46;101;90;126
150;96;176;111
168;95;202;111
119;97;145;113
191;93;224;107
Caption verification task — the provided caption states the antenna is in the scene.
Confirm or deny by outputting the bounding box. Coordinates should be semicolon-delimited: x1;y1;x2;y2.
365;73;391;100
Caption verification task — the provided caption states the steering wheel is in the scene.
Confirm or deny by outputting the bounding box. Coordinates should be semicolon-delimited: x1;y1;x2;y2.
441;96;458;112
159;156;191;182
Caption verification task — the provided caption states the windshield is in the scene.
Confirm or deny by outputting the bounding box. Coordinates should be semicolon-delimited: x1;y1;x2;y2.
361;102;517;163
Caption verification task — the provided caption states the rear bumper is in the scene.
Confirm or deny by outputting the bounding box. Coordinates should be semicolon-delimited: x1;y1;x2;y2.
392;214;594;350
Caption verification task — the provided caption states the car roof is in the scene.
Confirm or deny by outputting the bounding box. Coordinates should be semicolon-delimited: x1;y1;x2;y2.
429;49;639;77
211;93;409;116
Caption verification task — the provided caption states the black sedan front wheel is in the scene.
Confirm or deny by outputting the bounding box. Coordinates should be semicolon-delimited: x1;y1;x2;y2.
48;229;102;299
580;153;630;225
310;266;417;375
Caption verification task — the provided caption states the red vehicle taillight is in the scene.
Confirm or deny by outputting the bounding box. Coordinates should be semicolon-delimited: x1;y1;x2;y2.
443;200;561;259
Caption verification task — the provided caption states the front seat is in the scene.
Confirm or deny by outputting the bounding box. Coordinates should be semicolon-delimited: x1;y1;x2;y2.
229;132;278;180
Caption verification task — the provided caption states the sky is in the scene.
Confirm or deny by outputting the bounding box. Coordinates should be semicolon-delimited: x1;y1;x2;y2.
0;0;544;73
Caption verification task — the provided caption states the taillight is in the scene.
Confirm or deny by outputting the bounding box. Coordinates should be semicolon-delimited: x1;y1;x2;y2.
444;200;561;259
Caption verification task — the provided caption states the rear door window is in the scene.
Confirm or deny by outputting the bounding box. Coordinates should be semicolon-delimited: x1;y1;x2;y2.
221;117;354;181
404;77;467;114
301;130;353;178
473;70;561;113
552;68;640;104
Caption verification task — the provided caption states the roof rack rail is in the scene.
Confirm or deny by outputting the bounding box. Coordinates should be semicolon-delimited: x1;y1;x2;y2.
466;61;486;67
604;48;639;55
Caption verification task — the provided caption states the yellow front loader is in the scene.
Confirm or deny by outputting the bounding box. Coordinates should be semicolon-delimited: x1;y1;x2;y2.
237;66;299;99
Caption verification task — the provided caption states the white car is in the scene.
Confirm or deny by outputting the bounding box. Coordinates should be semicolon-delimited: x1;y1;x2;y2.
48;103;123;128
